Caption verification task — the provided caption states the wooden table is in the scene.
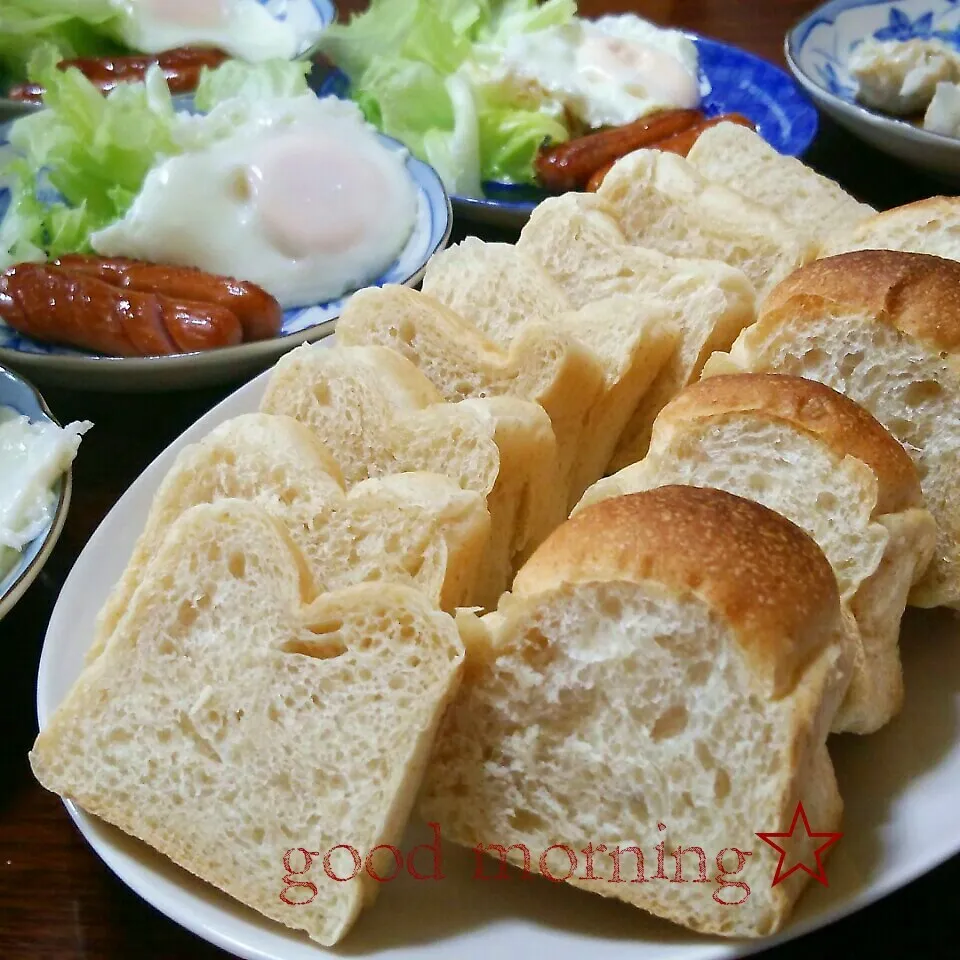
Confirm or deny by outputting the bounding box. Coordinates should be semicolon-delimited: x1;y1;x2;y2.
1;2;956;957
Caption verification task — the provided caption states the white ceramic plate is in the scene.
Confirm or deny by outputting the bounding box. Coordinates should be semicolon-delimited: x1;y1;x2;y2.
0;363;72;620
786;0;960;183
0;0;337;116
35;337;960;959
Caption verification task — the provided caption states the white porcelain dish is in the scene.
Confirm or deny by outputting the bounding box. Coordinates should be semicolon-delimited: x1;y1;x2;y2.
35;336;960;960
786;0;960;182
0;127;451;393
0;363;71;620
0;0;337;117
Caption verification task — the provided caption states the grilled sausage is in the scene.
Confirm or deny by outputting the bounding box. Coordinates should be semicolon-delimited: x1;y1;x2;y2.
534;109;703;192
7;46;228;104
0;263;243;357
55;255;283;342
647;112;756;157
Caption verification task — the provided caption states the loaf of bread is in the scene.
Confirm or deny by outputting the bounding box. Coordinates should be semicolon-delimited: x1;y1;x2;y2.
686;122;875;247
577;374;936;734
517;192;756;466
703;250;960;609
260;344;565;608
820;195;960;261
421;486;853;939
595;149;817;300
88;413;491;661
31;499;465;947
416;238;679;503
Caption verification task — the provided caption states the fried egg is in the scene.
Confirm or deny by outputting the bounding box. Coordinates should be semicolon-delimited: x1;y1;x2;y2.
110;0;321;62
90;96;420;309
488;14;700;130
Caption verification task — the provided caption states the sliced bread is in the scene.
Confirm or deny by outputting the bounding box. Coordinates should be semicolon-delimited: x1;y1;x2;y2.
89;413;491;661
421;486;853;938
334;283;609;507
418;238;679;504
517;192;757;466
31;499;465;947
820;195;960;261
259;344;565;608
685;122;875;247
577;374;936;734
702;249;960;609
595;149;817;300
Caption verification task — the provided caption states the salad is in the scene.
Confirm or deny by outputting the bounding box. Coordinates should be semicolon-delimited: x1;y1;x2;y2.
318;0;710;198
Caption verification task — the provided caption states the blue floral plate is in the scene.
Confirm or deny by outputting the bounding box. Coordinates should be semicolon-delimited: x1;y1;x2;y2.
0;120;451;392
0;363;72;620
787;0;960;182
318;32;819;229
0;0;337;118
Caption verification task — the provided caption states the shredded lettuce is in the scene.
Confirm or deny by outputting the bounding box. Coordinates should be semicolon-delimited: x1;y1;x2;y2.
0;1;127;79
0;52;311;268
320;0;576;196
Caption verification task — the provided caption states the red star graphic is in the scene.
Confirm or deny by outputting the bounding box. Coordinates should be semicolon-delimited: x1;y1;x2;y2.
756;801;842;887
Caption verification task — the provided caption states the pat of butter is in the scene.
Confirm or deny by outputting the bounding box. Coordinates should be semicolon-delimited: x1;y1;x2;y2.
0;407;91;583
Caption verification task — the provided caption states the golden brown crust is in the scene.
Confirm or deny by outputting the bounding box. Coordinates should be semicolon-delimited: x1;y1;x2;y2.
512;486;842;699
762;250;960;351
654;373;922;514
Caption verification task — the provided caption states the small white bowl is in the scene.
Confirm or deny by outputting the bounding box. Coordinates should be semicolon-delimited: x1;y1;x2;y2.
786;0;960;183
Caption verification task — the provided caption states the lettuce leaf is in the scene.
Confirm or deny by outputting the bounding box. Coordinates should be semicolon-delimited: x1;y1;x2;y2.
193;58;312;113
0;1;126;77
319;0;577;195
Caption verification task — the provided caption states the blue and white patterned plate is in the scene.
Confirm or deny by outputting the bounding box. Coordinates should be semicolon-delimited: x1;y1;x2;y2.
0;0;337;118
0;119;452;392
786;0;960;181
318;32;819;230
0;363;72;621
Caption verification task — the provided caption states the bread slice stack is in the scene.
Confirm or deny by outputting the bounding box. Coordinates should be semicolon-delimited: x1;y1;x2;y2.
820;195;960;261
260;343;565;608
595;148;818;300
517;192;758;465
685;122;876;249
421;486;854;939
31;500;466;947
88;412;491;662
704;250;960;610
577;374;936;734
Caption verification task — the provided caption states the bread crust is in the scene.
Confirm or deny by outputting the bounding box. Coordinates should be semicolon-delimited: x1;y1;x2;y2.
512;486;842;699
762;250;960;351
656;373;922;514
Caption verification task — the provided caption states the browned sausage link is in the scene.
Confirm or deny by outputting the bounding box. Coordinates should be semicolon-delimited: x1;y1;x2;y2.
534;109;704;192
0;263;242;356
55;255;283;342
649;112;756;158
586;160;616;193
7;46;229;103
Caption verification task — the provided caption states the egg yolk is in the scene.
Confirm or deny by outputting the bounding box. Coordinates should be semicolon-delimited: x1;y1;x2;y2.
576;34;700;109
142;0;229;28
246;135;384;259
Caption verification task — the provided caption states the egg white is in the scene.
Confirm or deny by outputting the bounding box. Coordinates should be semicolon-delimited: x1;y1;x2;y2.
90;96;420;309
110;0;318;62
491;14;701;130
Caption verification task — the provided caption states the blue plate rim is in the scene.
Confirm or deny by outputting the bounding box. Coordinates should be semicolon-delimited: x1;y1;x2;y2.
785;0;960;150
318;30;819;218
0;363;72;618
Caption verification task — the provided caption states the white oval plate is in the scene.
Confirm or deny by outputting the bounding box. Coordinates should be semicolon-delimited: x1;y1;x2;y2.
786;0;960;183
0;127;451;392
0;0;337;116
0;363;72;620
35;336;960;959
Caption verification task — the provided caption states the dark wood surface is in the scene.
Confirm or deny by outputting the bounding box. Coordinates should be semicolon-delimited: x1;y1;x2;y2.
1;2;957;957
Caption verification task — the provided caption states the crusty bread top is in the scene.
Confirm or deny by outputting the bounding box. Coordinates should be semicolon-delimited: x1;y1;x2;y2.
511;486;842;699
762;250;960;351
659;373;922;514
